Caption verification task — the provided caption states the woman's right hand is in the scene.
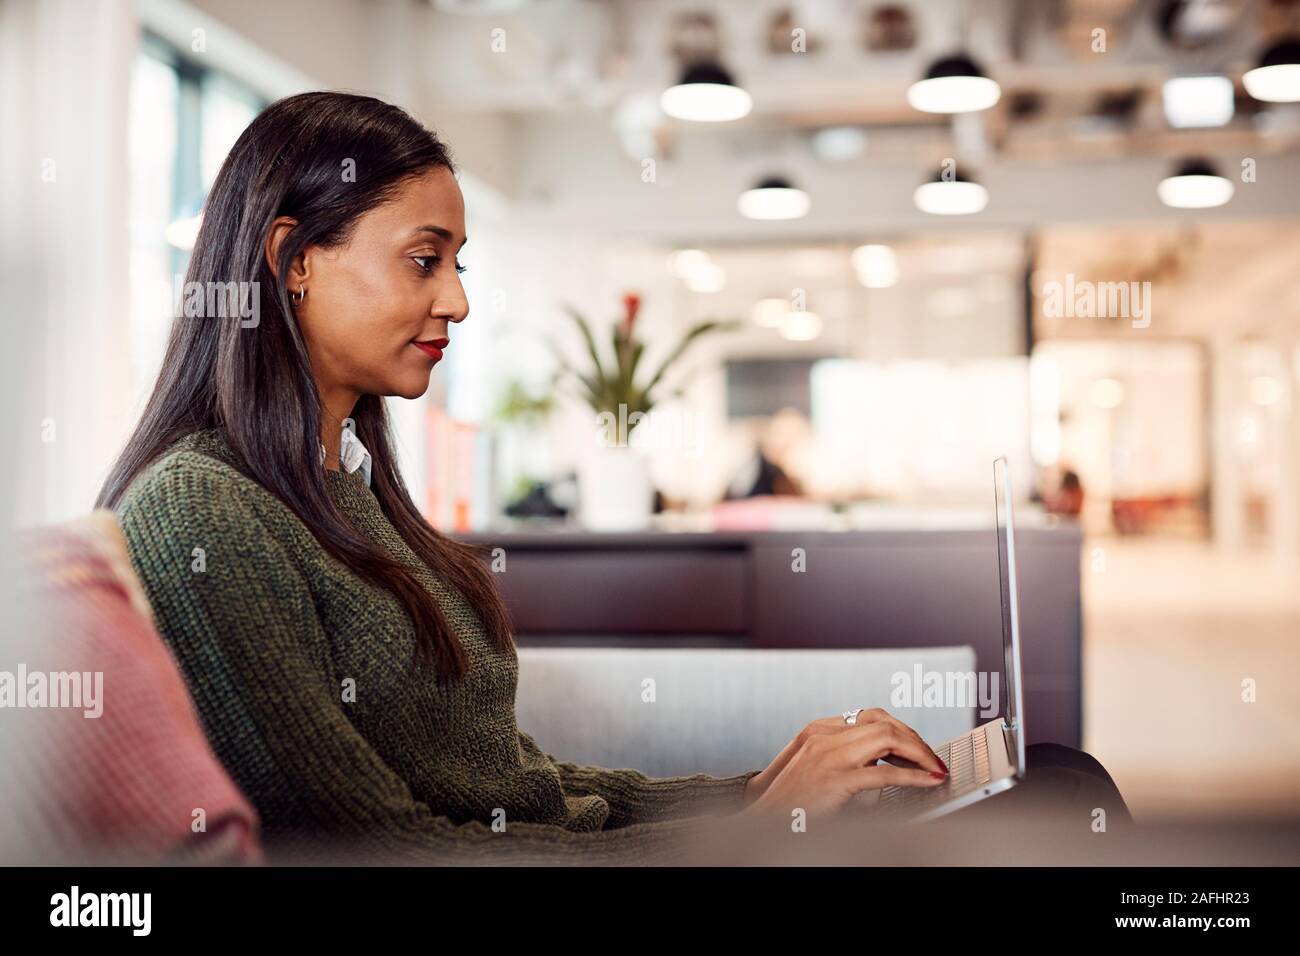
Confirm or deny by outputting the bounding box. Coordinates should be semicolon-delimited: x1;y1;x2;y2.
739;719;949;822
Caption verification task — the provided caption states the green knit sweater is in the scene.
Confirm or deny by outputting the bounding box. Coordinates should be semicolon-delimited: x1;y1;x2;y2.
116;429;761;864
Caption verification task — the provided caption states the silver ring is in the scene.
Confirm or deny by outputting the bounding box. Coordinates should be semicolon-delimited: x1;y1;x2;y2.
842;708;863;725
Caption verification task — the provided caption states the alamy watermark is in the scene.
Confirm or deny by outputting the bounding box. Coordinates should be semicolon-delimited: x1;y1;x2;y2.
890;665;1000;719
50;886;150;936
1041;273;1151;329
595;402;707;457
0;666;103;718
172;275;260;328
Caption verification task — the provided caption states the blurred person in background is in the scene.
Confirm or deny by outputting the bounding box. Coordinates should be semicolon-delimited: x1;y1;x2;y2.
725;407;809;499
1046;468;1085;518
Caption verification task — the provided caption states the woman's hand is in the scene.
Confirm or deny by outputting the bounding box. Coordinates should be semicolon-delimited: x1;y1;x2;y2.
741;708;949;819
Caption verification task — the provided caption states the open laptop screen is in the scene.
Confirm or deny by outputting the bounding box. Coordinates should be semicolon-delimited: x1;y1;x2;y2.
994;457;1027;776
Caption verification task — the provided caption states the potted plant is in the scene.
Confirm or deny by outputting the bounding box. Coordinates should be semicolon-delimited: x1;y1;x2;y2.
554;292;733;529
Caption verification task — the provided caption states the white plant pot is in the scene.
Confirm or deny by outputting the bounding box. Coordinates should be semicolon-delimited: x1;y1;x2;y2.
578;444;654;531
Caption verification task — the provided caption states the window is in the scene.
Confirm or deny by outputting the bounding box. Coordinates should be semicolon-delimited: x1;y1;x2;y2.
127;34;266;401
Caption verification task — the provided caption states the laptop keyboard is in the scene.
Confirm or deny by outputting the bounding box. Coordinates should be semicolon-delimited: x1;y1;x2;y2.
876;726;993;816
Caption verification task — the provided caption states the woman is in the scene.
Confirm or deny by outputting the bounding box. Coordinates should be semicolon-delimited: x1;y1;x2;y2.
100;92;1129;864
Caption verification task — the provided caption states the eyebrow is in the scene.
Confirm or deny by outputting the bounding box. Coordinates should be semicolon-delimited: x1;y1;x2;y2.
411;225;467;249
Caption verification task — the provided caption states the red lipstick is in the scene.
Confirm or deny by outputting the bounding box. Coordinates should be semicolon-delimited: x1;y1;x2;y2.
413;337;449;361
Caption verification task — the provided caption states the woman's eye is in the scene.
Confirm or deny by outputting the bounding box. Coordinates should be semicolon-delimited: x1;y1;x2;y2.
412;256;467;276
413;256;470;274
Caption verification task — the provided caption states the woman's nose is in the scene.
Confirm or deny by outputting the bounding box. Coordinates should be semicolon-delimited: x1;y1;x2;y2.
432;297;469;323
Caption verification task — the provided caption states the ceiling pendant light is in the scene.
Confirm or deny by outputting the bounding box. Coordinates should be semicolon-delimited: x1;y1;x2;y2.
1243;37;1300;102
913;167;988;215
1156;158;1234;208
660;61;753;122
737;176;810;220
907;53;1001;113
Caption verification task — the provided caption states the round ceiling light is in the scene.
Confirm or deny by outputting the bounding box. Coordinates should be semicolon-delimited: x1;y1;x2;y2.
913;168;988;215
1243;38;1300;103
738;176;811;220
907;54;1002;113
661;62;753;122
1156;158;1234;208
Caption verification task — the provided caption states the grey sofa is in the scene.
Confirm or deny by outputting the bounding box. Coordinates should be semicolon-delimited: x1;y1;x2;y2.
515;645;977;777
470;527;1083;748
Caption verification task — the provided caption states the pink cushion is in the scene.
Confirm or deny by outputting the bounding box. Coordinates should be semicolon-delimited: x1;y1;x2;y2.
17;511;262;863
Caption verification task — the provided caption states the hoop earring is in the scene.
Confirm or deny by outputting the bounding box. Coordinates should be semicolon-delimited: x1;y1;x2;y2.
290;286;306;306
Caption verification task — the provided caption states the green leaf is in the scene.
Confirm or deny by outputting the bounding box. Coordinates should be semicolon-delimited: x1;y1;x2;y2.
563;304;609;391
611;325;644;410
547;336;603;410
555;304;735;417
639;319;738;403
626;340;646;396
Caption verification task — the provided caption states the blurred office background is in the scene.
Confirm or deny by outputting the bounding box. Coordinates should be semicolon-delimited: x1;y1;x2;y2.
4;0;1299;823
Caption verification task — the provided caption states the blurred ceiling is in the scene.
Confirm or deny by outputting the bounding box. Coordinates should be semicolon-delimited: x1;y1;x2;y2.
387;0;1300;240
170;0;1300;341
422;0;1300;164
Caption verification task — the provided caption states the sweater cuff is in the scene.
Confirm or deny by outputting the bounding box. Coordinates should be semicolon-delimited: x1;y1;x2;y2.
551;762;765;827
689;767;763;813
734;768;764;809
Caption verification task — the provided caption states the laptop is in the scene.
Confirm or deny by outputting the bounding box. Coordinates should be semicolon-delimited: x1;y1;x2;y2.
874;456;1027;821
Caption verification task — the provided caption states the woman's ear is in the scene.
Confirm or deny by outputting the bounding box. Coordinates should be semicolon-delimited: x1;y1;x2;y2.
264;216;310;289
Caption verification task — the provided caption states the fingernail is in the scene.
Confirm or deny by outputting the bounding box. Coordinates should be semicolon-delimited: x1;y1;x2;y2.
939;759;949;773
930;771;947;780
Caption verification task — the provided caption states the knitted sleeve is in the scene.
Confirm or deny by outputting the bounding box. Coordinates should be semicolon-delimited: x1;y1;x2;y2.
116;453;744;866
518;730;763;828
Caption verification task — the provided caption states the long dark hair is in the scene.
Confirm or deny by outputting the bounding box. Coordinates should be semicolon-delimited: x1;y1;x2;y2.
97;91;513;683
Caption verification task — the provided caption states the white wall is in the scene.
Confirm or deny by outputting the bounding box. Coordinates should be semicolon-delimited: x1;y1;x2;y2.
4;0;137;523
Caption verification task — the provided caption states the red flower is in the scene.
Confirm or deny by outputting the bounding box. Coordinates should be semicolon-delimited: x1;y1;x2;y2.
621;291;641;337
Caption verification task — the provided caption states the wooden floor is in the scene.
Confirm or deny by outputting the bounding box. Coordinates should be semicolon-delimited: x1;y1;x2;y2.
1083;539;1300;822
